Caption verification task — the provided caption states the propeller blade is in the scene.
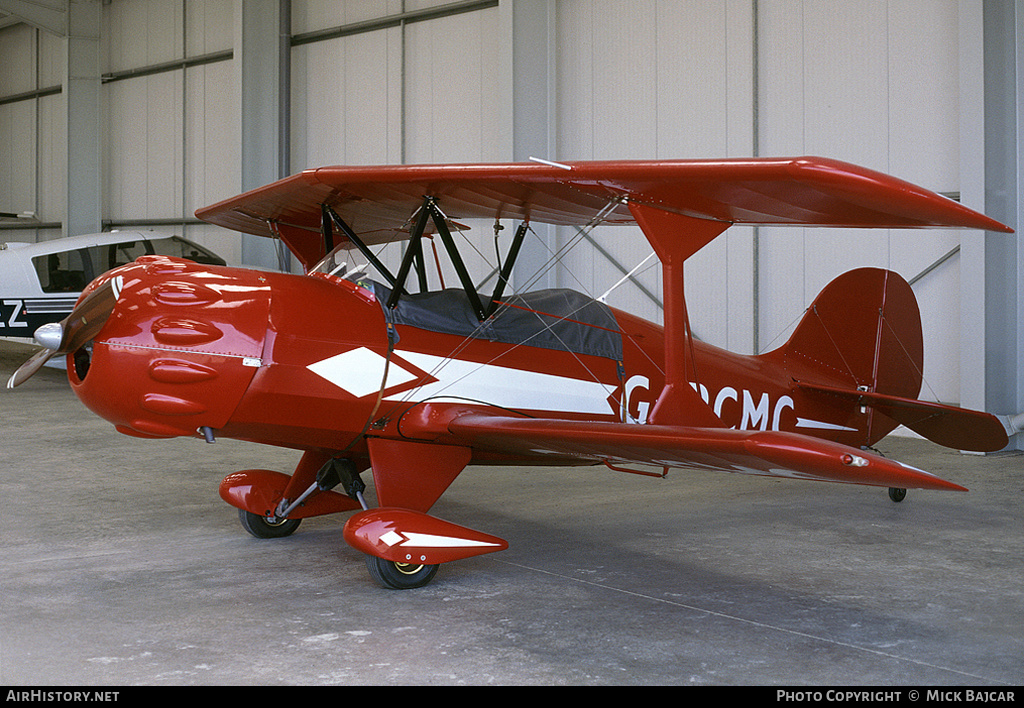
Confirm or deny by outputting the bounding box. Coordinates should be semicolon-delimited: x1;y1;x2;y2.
6;275;122;389
6;348;58;390
59;276;121;353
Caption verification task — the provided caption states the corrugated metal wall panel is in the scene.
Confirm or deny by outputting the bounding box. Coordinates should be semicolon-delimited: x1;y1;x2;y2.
35;93;64;228
105;72;184;221
291;27;403;168
291;0;405;34
553;0;757;353
103;0;184;74
0;101;35;216
184;0;234;57
403;8;502;164
756;0;962;403
0;24;36;94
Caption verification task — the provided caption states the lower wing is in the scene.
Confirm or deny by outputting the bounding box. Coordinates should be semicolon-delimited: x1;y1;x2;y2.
438;413;967;492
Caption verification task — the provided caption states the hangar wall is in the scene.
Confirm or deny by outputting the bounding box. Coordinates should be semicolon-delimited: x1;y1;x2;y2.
0;0;1021;440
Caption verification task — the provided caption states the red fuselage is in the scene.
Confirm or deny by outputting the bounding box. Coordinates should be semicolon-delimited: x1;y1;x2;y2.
68;256;882;464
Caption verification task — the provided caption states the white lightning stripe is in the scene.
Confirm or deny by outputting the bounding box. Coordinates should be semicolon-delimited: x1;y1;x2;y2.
393;350;615;415
399;532;502;548
377;529;499;550
795;418;858;432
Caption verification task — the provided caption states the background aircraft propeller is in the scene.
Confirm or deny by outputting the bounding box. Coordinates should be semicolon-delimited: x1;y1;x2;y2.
6;275;122;389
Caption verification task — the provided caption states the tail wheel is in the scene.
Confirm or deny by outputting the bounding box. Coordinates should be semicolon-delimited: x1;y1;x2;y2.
365;555;439;589
238;509;302;538
888;487;907;503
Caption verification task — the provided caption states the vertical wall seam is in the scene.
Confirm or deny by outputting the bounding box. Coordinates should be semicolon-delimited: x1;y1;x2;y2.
751;0;760;354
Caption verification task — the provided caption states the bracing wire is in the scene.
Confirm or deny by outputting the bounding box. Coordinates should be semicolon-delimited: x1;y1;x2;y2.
378;199;631;411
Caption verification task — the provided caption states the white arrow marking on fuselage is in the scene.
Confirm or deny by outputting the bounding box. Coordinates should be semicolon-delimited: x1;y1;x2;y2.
400;532;502;548
306;346;419;398
307;347;617;415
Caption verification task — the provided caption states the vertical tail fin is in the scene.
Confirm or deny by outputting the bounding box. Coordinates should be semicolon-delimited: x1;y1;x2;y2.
785;268;924;399
784;268;924;445
783;268;1007;452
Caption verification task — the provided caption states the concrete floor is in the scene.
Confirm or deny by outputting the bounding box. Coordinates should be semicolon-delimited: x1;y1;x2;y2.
1;340;1022;686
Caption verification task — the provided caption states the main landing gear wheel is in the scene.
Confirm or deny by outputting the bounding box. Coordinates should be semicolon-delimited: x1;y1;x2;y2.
365;555;440;590
238;509;302;538
888;487;907;503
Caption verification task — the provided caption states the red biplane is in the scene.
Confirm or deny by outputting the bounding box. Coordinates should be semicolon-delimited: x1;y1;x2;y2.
8;157;1014;589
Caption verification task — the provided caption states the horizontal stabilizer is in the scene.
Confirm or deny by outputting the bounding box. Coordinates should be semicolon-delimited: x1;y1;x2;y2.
797;382;1008;453
441;413;967;492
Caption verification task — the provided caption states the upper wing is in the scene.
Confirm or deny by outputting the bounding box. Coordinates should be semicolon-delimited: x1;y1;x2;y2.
195;157;1012;269
438;412;968;492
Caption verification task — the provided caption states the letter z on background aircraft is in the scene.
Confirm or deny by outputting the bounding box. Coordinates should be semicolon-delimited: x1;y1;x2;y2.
7;157;1015;589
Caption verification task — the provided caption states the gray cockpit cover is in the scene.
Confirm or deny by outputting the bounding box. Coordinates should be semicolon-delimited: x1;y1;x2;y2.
367;282;623;361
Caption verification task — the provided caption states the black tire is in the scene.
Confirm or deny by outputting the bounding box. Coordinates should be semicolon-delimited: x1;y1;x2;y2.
365;555;440;589
238;509;301;538
888;487;907;503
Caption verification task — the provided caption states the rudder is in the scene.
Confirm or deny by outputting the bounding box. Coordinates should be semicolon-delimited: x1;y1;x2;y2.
782;268;924;444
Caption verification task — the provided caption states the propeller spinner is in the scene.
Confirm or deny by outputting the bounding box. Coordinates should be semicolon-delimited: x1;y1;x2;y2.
7;275;122;389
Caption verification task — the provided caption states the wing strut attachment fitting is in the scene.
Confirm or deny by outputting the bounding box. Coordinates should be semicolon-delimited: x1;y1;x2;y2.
628;202;730;427
486;222;529;318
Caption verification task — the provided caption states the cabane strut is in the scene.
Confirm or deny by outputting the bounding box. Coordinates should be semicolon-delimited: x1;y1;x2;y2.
320;197;531;322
